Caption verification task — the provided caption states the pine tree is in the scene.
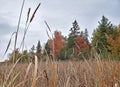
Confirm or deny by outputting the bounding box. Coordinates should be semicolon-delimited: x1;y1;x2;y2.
69;20;80;37
92;16;114;53
29;45;35;55
84;28;89;44
67;20;80;49
36;40;42;54
66;20;81;59
44;40;50;55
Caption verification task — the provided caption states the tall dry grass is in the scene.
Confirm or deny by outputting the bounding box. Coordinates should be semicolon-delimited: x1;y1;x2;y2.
1;60;120;87
1;0;120;87
2;0;41;86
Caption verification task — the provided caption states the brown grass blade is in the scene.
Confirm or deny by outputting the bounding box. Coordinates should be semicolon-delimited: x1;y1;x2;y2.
46;30;51;39
14;0;26;63
30;3;41;23
4;32;16;55
44;21;52;33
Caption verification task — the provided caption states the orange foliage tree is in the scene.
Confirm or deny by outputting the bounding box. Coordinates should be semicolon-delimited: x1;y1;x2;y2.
106;25;120;56
49;31;65;58
75;36;88;52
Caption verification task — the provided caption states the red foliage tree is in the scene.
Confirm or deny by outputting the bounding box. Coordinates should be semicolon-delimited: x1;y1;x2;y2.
75;36;88;52
50;31;65;58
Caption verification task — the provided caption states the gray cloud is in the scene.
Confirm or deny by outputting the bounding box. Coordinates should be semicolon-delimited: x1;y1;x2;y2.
0;23;15;36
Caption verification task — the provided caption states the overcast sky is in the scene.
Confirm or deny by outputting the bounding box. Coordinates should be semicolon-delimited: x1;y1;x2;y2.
0;0;120;61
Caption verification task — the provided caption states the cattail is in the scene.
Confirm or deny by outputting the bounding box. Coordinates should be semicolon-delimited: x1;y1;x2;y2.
30;3;41;23
26;8;31;24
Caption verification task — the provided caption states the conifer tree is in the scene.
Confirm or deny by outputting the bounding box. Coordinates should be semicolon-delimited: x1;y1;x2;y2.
67;20;80;49
92;16;114;53
44;40;50;55
84;28;89;44
36;40;42;54
29;45;35;55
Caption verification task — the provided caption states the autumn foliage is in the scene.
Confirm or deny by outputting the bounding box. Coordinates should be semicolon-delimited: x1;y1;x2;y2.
106;25;120;56
75;36;88;52
49;31;65;58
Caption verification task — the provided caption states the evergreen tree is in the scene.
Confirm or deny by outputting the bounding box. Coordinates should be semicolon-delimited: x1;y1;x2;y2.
36;40;42;54
92;16;114;53
80;31;84;37
44;40;50;55
84;28;89;44
67;20;80;49
29;45;35;54
69;20;80;37
66;20;81;58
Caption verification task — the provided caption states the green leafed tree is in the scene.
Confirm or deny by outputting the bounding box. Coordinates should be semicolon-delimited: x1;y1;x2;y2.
92;16;114;54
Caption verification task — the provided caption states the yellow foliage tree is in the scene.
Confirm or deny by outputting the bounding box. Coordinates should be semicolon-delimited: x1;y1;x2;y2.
106;25;120;56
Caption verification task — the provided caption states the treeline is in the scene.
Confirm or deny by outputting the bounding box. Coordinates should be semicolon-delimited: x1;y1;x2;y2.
8;16;120;62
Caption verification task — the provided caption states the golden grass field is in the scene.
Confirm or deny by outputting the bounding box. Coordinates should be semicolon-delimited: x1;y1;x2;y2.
1;0;120;87
0;60;120;87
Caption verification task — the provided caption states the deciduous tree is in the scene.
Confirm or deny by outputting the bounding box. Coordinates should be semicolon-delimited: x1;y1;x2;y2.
49;31;65;58
106;25;120;57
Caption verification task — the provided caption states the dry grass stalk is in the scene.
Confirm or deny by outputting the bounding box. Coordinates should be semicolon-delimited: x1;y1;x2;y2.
52;62;57;87
22;62;32;87
20;3;41;51
4;58;20;86
16;79;30;87
1;61;120;87
44;21;52;33
46;30;52;39
65;76;70;87
43;70;49;87
31;56;38;87
7;72;20;87
30;3;41;23
14;0;26;63
0;67;4;84
4;32;16;56
20;8;31;51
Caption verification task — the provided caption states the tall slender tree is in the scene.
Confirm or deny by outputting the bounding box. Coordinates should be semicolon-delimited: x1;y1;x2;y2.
36;40;42;54
84;28;89;44
67;20;80;49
